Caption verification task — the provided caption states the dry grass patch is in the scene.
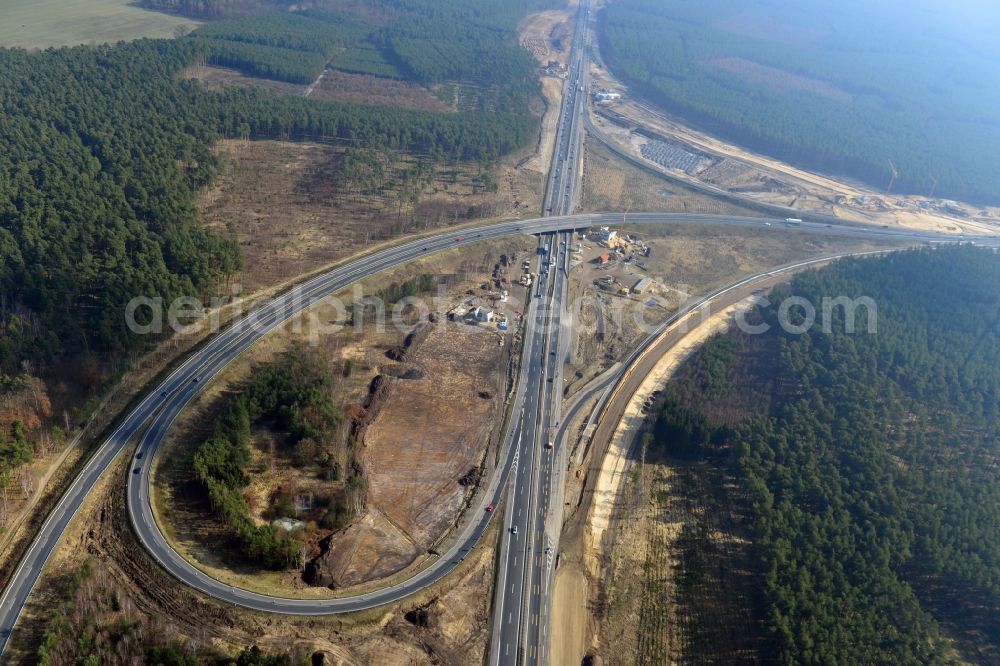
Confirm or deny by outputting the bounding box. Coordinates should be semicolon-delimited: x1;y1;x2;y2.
581;140;763;216
563;224;904;395
181;65;307;97
152;235;534;597
198;139;539;294
597;449;768;665
310;70;450;112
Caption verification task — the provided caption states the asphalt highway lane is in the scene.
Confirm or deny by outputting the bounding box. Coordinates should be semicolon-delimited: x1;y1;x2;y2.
1;208;991;657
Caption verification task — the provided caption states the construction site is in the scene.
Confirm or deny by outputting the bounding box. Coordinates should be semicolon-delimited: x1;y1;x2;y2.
7;1;1000;665
585;57;1000;235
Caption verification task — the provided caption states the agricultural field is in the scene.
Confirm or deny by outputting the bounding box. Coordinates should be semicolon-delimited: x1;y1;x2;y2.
0;0;198;49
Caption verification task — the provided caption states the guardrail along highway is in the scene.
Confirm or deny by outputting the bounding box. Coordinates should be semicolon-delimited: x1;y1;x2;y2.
1;0;996;652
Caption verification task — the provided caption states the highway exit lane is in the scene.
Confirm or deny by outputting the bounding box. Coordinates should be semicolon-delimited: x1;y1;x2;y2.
1;210;990;657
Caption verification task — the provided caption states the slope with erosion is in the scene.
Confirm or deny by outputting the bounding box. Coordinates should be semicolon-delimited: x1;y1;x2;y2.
151;236;534;597
595;0;1000;209
552;230;919;665
5;438;501;665
564;246;1000;664
306;315;514;588
586;22;1000;236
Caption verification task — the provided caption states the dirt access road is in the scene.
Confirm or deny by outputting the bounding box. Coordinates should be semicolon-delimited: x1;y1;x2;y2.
518;7;575;179
549;251;897;665
587;51;1000;236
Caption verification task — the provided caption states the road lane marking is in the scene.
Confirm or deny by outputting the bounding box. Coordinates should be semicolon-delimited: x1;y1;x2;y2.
5;211;931;659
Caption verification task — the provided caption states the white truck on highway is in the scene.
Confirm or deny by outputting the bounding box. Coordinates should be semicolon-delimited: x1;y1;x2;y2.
784;218;803;226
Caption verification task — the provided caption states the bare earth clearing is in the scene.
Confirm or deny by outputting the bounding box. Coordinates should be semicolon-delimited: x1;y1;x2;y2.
310;69;451;112
182;65;309;97
310;321;512;586
581;139;763;216
152;236;533;597
562;223;907;399
198;139;540;293
518;8;574;178
587;58;1000;235
182;66;450;113
6;447;499;665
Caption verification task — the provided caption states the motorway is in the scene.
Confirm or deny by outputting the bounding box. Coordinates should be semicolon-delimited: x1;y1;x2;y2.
0;205;992;658
490;230;570;665
1;0;997;651
490;3;592;662
541;0;590;219
492;0;999;657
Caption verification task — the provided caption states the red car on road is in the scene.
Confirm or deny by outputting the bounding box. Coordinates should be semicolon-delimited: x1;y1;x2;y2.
486;504;495;513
